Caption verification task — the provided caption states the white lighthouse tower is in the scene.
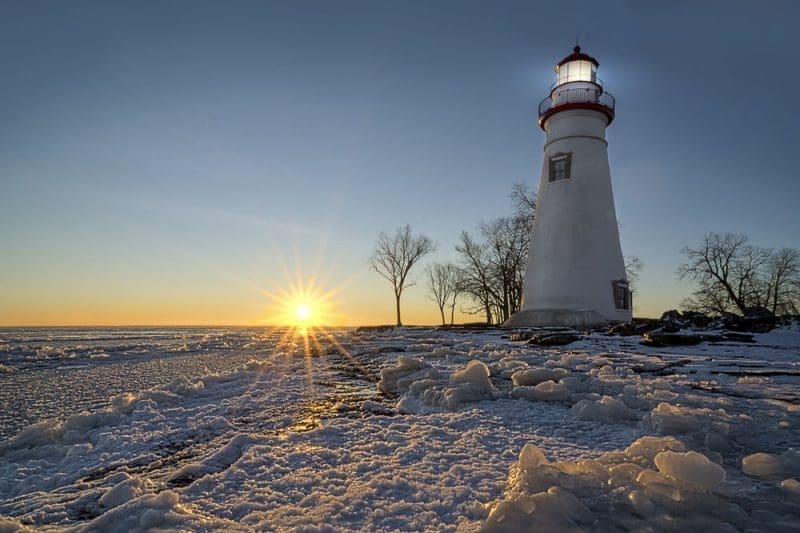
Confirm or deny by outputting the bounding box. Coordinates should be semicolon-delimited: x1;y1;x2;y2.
505;46;632;328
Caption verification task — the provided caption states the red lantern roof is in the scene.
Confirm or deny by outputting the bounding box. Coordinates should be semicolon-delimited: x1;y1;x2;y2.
556;46;599;68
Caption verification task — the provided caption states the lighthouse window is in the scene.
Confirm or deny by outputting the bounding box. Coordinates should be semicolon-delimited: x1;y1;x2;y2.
549;154;571;181
613;280;630;310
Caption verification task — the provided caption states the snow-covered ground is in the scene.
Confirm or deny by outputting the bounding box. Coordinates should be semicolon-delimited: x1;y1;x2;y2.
1;325;799;531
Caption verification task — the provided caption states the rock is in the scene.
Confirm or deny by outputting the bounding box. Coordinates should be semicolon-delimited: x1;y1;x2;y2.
634;320;661;334
607;322;637;336
719;308;777;333
657;309;710;330
682;311;711;328
529;333;581;346
721;332;755;343
355;325;395;333
375;345;406;353
659;323;681;333
510;331;534;342
641;331;706;347
660;309;684;323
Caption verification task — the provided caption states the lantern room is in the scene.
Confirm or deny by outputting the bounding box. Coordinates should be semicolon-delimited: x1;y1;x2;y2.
538;45;615;130
555;46;598;86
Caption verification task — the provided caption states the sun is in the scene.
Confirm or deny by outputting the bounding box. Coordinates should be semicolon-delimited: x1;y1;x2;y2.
294;303;312;322
262;275;340;332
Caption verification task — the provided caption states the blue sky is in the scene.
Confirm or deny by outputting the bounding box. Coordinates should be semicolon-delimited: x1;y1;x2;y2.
1;1;799;325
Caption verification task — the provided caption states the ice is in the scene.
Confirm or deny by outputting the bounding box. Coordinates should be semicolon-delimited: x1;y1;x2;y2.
167;433;254;486
449;359;492;393
2;325;799;530
0;517;32;532
486;435;751;531
653;450;726;491
571;395;637;423
392;359;494;413
80;490;190;533
782;478;800;498
511;380;570;401
484;486;595;532
98;474;148;509
511;367;568;386
377;355;441;396
361;400;393;415
741;450;800;479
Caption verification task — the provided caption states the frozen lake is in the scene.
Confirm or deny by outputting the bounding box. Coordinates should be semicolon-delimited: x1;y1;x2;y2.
1;325;799;531
0;327;350;440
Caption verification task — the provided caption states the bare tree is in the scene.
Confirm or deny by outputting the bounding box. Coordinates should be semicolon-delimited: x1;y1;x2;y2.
624;255;644;290
481;216;530;322
426;262;459;326
510;182;537;223
454;183;536;325
448;273;461;326
762;247;800;315
678;233;752;314
370;225;435;326
678;232;800;315
455;231;496;324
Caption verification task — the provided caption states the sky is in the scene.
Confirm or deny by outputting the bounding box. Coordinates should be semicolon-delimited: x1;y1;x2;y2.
1;0;799;326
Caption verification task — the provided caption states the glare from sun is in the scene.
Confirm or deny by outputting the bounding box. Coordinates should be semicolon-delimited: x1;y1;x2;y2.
295;303;312;322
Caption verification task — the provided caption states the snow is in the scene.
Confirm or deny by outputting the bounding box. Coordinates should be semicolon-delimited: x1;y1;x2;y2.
1;325;800;530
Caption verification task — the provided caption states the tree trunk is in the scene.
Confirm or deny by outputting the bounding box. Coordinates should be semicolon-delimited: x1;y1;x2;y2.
439;307;446;327
450;304;455;327
395;293;402;326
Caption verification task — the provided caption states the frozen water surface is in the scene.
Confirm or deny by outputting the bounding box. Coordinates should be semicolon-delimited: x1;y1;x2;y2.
0;325;798;531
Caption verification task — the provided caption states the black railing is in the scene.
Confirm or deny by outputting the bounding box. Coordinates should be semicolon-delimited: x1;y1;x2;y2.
538;87;615;117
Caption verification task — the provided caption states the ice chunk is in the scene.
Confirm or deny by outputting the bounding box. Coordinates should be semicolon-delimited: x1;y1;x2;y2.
742;452;781;477
740;450;800;479
654;450;726;492
431;346;458;357
627;489;655;516
621;435;687;465
449;360;492;393
484;486;595;532
163;376;205;395
168;434;253;486
649;402;701;434
511;367;568;386
511;380;570;402
571;395;637;423
781;478;800;499
81;490;186;533
99;475;147;509
377;356;441;396
361;400;392;415
518;443;548;469
392;360;493;413
0;516;33;531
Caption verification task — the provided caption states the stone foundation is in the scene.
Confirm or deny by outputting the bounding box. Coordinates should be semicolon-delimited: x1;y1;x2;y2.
503;308;610;328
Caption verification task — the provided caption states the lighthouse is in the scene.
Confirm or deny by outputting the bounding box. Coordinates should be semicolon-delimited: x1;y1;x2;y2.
505;46;632;328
